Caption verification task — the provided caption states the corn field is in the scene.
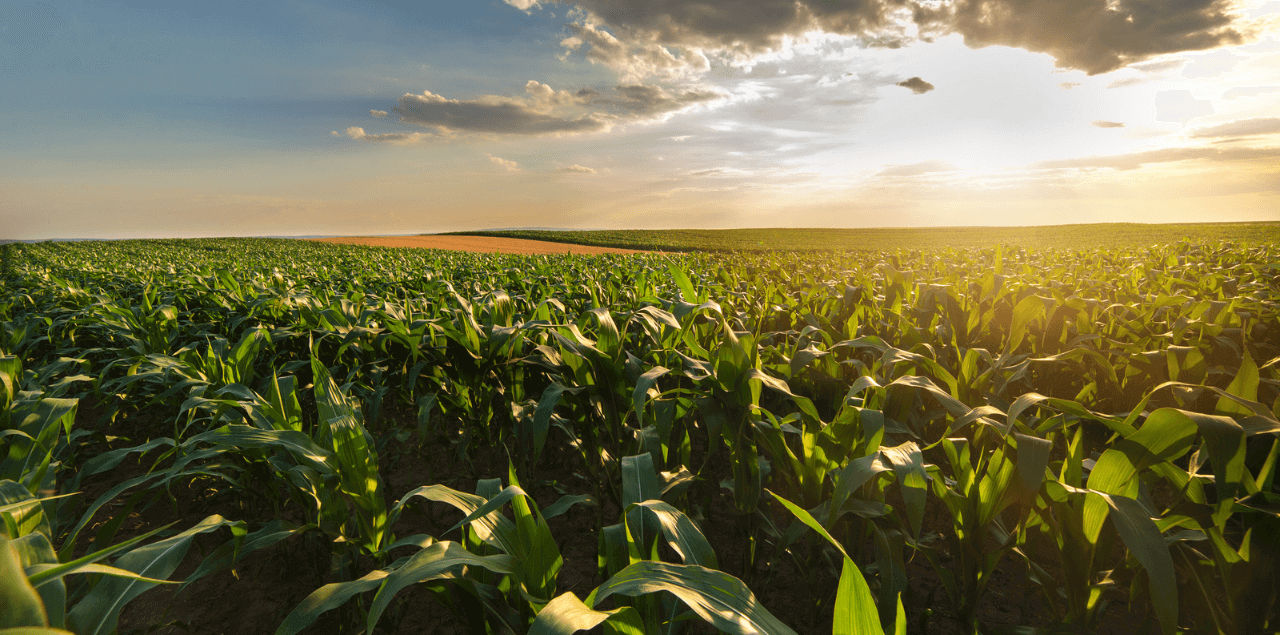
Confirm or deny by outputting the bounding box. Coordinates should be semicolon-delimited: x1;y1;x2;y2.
1;236;1277;634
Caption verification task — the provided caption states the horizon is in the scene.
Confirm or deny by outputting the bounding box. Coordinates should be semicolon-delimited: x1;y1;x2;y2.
3;1;1279;240
5;219;1278;244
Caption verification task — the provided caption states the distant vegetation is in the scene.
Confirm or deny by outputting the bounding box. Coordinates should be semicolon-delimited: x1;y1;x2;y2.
451;221;1280;252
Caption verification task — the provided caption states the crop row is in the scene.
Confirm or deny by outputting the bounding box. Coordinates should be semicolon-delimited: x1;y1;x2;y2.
1;237;1277;634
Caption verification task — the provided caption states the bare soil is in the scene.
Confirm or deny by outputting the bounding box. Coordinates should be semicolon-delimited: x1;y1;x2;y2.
309;235;649;255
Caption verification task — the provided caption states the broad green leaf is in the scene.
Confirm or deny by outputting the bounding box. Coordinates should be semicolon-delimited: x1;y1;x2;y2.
366;541;519;633
0;537;47;628
66;515;235;635
588;561;798;635
769;491;879;635
1216;348;1259;417
275;569;390;635
528;592;644;635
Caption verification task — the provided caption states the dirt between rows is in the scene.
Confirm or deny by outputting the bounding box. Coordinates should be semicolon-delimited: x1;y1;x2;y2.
310;235;649;255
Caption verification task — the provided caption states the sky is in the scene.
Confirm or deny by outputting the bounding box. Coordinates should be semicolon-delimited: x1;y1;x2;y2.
2;0;1279;239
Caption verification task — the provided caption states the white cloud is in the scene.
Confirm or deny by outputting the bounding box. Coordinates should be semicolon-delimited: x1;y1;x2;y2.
332;127;428;145
489;155;521;171
557;164;598;173
502;0;541;14
370;109;388;118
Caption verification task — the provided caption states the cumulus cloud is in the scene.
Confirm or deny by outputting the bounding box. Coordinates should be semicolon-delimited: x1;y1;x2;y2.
557;164;598;173
876;160;957;177
1190;117;1280;138
529;0;1250;76
1091;120;1125;128
503;0;541;13
896;77;935;94
489;156;521;171
562;20;710;82
332;127;428;145
370;110;388;118
929;0;1245;75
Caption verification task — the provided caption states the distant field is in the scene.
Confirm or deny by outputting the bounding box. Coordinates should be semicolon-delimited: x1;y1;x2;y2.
451;221;1280;252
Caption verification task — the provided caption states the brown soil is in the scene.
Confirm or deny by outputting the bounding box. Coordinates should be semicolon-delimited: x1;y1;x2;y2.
309;235;649;255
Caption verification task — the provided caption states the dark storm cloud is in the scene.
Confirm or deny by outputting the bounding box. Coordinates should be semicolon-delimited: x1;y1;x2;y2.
544;0;1248;75
896;77;935;94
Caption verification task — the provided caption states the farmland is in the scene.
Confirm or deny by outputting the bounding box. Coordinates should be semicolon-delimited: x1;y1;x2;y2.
2;232;1278;635
450;221;1280;253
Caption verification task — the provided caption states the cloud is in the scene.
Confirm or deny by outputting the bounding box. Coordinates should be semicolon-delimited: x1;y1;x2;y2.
1091;120;1125;128
1181;48;1247;78
595;84;725;116
557;164;598;173
532;0;1250;77
1190;118;1280;138
1059;82;1081;89
1155;90;1214;123
1032;146;1280;171
332;127;428;145
489;156;521;171
503;0;541;13
370;109;388;118
1224;86;1280;99
369;80;725;139
930;0;1245;75
1130;58;1188;74
561;20;710;82
392;86;611;136
876;160;957;177
896;77;935;94
1106;76;1147;89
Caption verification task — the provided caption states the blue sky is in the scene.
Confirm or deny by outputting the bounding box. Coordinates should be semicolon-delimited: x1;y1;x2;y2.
2;0;1278;239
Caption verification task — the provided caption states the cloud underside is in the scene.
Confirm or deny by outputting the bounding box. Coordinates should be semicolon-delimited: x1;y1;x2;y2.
348;82;724;140
896;77;935;94
551;0;1246;75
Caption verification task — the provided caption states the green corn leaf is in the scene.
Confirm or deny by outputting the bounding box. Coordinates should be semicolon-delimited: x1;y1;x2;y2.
769;490;880;635
0;536;47;628
67;515;237;635
1216;348;1259;417
880;442;928;539
275;569;391;635
366;541;519;633
542;494;598;520
507;464;562;603
528;591;645;635
391;484;518;555
629;501;718;568
588;561;798;635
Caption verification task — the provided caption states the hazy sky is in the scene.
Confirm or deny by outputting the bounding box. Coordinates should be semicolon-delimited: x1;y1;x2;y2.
2;0;1278;239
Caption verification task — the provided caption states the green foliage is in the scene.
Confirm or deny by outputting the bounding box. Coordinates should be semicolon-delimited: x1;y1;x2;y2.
2;234;1278;634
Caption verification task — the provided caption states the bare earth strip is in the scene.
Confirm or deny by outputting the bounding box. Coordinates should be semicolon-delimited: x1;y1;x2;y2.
310;235;648;255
